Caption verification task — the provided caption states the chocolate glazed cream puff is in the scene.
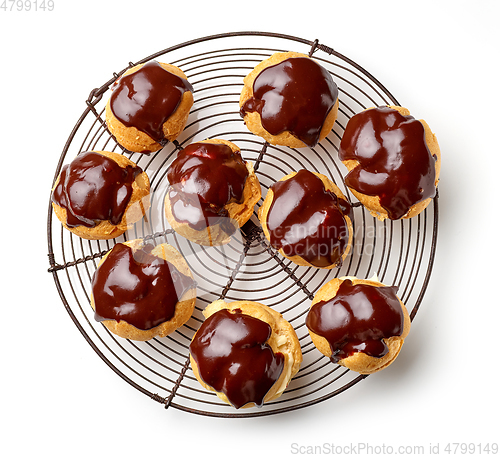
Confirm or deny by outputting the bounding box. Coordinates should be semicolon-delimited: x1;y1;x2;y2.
239;52;339;148
165;139;261;246
106;60;194;153
189;300;302;409
306;276;411;374
258;169;353;269
91;239;196;341
339;105;441;220
51;150;150;240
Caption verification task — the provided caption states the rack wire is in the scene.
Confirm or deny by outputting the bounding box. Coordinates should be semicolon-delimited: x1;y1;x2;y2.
47;32;439;418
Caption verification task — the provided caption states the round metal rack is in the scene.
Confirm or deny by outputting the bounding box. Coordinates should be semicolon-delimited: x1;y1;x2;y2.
47;32;439;418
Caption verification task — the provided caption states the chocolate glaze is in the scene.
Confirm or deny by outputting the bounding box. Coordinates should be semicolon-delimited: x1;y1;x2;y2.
167;142;249;233
110;60;193;143
339;106;437;220
306;279;404;362
52;151;141;228
190;308;284;409
240;57;338;147
92;243;195;330
266;169;351;268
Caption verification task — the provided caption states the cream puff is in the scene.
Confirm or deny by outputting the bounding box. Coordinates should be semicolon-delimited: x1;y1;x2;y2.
258;169;353;269
91;239;196;341
165;139;261;246
189;299;302;409
51;150;150;240
306;276;411;374
106;60;194;153
338;105;441;220
239;52;339;148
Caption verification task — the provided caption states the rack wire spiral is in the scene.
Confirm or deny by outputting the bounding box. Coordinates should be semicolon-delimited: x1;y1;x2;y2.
46;32;438;418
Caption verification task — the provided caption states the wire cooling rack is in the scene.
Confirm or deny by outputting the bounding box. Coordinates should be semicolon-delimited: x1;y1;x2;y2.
46;32;439;418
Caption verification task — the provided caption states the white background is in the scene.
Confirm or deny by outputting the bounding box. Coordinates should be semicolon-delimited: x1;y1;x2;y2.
2;1;499;456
